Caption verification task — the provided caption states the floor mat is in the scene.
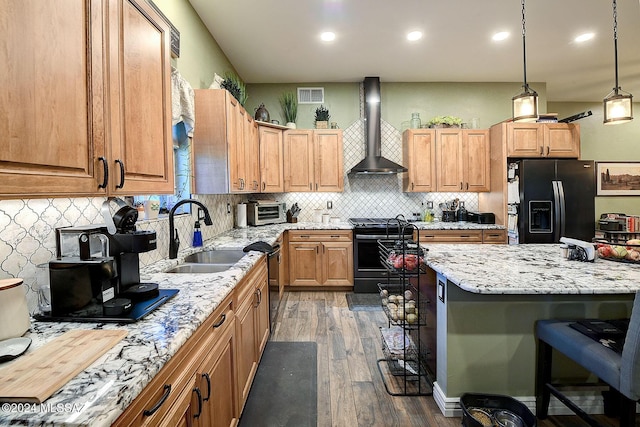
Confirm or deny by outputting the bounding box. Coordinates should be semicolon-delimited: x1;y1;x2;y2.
346;292;382;311
239;341;317;427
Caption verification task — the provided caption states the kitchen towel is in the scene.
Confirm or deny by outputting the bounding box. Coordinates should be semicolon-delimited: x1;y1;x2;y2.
507;178;520;204
171;67;195;137
237;203;247;228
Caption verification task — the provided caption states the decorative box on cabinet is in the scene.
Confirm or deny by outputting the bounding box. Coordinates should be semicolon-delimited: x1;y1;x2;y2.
0;0;174;198
287;230;353;287
283;130;344;192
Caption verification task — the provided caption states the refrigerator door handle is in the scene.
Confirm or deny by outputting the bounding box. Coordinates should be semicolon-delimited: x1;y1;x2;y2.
558;181;566;239
552;181;561;242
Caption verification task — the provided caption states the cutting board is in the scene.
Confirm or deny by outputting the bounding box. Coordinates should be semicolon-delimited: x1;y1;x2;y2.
0;329;127;403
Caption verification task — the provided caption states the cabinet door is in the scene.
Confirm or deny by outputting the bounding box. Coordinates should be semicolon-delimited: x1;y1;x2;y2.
244;116;260;192
0;0;107;197
545;124;580;158
288;242;323;286
403;130;436;192
259;126;284;193
314;130;344;192
235;295;257;411
507;123;543;157
436;129;464;192
463;130;490;192
158;374;199;427
255;269;270;357
283;130;314;192
107;0;173;195
198;315;238;427
322;242;354;286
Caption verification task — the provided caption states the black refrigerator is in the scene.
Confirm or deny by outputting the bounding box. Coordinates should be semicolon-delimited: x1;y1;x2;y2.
516;159;595;243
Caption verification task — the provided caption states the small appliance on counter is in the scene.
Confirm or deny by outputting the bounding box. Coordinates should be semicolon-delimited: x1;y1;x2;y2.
247;200;286;226
36;198;178;323
560;237;596;262
467;212;496;224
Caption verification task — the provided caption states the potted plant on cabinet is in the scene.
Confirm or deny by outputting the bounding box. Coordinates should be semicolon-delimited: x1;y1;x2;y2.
426;115;463;128
314;105;330;129
221;71;248;106
279;91;298;128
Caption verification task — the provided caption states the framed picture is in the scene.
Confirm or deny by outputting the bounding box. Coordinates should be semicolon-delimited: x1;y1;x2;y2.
596;162;640;196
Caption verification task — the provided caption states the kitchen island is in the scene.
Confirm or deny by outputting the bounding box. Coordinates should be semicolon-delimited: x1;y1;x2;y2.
423;243;640;417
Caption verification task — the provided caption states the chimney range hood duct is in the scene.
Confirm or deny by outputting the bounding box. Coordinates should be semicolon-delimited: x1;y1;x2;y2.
348;77;407;175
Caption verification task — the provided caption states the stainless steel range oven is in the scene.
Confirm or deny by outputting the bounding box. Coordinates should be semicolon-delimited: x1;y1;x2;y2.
350;218;414;293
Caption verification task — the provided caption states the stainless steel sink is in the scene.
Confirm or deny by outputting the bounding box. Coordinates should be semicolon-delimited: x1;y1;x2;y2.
184;250;246;265
166;263;235;274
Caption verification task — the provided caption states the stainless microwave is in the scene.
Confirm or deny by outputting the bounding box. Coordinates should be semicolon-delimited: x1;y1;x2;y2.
247;201;286;226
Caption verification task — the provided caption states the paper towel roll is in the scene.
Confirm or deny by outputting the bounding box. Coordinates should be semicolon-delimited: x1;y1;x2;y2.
237;203;247;228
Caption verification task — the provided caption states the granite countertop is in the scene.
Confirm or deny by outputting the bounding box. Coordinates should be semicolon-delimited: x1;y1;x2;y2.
411;221;504;230
425;243;640;295
0;222;350;427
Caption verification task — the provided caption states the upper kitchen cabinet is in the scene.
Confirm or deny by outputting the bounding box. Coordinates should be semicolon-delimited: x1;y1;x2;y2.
193;89;259;194
107;0;174;195
258;125;285;193
436;128;490;192
283;129;344;192
502;122;580;158
403;129;437;192
0;0;173;198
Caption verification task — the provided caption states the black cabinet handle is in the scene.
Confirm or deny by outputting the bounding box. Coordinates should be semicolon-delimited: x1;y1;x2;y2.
115;159;125;189
98;157;108;189
213;313;226;328
202;373;211;401
192;387;203;418
143;384;171;416
262;182;266;191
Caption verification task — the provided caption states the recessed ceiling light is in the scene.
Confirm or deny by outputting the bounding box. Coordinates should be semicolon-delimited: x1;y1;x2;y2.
492;31;509;41
407;31;423;41
574;32;594;43
320;32;336;42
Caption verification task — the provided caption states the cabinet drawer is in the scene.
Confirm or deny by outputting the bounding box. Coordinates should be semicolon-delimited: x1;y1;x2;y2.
287;230;352;242
482;229;507;244
416;230;483;243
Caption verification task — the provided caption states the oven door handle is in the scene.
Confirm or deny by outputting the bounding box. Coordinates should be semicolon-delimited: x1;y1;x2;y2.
355;234;405;240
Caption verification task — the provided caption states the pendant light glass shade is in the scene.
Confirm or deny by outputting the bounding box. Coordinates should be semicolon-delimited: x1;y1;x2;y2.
603;0;633;125
512;0;538;122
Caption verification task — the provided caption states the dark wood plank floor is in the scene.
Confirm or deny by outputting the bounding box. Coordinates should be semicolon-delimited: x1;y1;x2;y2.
270;291;634;427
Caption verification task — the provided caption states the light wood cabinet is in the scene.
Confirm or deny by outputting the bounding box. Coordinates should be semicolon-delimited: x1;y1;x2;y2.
287;231;353;287
414;229;507;244
436;129;490;192
403;129;437;192
193;89;259;194
235;259;269;413
506;122;580;158
258;125;285;193
283;130;344;192
0;0;173;198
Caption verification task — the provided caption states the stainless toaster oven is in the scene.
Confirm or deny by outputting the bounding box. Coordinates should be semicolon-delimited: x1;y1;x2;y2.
247;201;286;226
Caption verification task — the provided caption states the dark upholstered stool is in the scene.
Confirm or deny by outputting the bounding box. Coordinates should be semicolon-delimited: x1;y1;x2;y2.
535;291;640;427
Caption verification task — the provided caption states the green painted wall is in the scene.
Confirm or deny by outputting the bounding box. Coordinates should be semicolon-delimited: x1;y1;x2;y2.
152;0;236;89
549;101;640;218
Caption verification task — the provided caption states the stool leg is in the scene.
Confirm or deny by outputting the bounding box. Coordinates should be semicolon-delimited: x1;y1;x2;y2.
618;395;637;427
536;339;552;419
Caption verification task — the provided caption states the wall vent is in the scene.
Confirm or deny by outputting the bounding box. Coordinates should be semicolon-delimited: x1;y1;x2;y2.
297;87;324;104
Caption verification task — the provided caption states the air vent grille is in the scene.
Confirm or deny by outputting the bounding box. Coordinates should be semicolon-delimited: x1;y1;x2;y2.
297;87;324;104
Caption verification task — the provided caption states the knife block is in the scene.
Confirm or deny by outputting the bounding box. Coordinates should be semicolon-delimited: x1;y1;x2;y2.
286;211;297;223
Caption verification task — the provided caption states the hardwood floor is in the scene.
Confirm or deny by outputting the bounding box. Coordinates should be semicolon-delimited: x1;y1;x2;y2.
270;290;635;427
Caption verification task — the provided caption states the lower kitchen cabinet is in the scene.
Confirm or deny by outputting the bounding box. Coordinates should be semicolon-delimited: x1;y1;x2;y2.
287;230;353;288
235;259;269;413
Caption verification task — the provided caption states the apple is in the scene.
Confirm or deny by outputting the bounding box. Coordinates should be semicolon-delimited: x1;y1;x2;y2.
612;245;628;259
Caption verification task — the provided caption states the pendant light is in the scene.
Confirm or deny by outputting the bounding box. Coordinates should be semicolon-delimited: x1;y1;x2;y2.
512;0;538;122
603;0;633;125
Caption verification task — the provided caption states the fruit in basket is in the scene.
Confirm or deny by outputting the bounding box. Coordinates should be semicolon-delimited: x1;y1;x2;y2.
626;239;640;245
598;245;613;258
380;289;388;298
387;302;398;311
406;313;418;324
404;290;414;300
612;245;628;259
625;249;640;261
396;309;405;321
381;298;388;306
389;309;398;321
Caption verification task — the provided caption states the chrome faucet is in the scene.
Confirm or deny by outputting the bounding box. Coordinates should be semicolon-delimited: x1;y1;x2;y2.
169;199;213;259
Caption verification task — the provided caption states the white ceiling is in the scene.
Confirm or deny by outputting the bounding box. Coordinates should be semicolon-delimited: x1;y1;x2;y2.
188;0;640;102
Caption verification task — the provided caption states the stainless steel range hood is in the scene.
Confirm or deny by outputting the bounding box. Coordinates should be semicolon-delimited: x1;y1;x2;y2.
349;77;407;175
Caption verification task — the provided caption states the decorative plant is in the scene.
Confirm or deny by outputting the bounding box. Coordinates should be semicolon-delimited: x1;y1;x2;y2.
427;115;463;127
314;105;331;122
279;91;298;124
221;71;248;106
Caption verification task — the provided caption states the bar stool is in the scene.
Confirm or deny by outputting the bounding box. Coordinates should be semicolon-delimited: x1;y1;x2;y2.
535;291;640;427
